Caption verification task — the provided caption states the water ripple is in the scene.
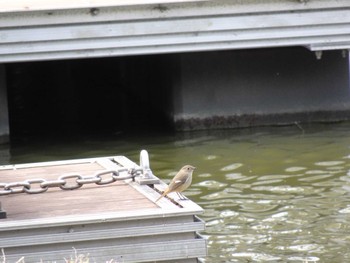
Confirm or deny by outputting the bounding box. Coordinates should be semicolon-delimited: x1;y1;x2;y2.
276;243;324;252
338;206;350;214
225;173;244;180
315;161;345;166
220;163;243;171
251;185;322;194
194;180;228;189
288;256;320;262
231;252;281;261
298;173;335;182
285;166;307;172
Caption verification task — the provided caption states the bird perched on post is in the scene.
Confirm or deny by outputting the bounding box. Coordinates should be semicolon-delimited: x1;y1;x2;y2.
155;165;196;202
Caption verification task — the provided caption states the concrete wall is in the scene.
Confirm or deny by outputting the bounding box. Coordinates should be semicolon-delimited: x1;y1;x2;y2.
0;64;9;143
173;47;350;130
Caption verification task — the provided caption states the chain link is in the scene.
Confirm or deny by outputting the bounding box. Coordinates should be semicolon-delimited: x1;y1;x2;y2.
24;179;48;194
4;182;31;194
0;168;142;196
95;170;118;185
59;174;84;190
0;183;11;195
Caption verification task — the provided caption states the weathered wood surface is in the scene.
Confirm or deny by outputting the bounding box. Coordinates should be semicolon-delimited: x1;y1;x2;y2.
0;162;157;220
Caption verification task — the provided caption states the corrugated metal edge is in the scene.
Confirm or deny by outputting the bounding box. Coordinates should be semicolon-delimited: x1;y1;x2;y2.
3;238;207;262
2;0;350;17
0;2;349;62
0;219;205;247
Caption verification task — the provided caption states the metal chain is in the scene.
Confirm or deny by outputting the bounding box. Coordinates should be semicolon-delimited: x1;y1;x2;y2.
0;167;142;196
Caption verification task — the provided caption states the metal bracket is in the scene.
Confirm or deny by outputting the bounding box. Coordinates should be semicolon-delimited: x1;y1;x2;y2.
315;50;322;60
135;150;160;185
341;50;348;58
0;202;7;219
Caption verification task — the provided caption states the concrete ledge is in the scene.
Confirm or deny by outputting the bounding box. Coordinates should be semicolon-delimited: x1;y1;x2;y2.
174;110;350;131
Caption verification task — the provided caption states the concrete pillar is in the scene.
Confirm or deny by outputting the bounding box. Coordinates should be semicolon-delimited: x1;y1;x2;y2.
173;48;350;130
0;64;9;144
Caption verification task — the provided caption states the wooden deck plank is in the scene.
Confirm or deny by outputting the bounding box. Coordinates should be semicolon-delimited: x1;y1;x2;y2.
1;183;157;220
0;162;106;180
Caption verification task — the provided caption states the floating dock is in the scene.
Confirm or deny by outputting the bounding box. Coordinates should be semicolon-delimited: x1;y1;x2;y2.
0;151;206;262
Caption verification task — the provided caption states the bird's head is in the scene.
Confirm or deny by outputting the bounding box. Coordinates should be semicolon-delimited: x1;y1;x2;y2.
182;165;196;173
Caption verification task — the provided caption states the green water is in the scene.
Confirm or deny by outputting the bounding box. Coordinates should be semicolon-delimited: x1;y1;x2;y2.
3;122;350;262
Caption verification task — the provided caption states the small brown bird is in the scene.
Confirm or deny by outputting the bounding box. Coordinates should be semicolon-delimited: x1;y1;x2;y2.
156;165;196;202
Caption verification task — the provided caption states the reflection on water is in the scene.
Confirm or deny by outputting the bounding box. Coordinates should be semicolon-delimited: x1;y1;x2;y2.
3;122;350;262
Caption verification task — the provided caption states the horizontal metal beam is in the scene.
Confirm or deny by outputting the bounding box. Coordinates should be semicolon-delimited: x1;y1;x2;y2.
0;0;207;13
4;239;207;262
0;220;204;248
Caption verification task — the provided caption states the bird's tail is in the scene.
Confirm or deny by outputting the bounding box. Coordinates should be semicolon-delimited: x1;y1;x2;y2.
155;189;168;202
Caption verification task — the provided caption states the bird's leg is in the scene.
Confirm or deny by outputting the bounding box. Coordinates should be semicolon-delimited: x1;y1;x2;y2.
177;192;188;200
176;192;183;200
181;193;188;200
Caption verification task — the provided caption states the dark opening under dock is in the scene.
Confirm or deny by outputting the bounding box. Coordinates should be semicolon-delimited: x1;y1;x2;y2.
0;153;206;262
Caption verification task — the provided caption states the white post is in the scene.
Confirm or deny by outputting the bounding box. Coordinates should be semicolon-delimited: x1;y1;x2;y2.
136;150;160;185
